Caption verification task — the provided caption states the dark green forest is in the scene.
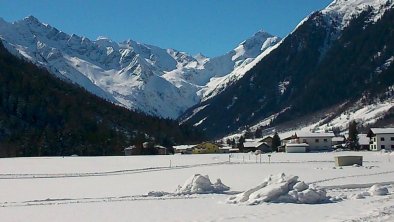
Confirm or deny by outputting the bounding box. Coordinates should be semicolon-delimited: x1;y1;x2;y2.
0;42;203;157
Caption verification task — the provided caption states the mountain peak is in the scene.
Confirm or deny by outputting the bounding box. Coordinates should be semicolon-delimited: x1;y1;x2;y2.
23;15;41;24
322;0;394;28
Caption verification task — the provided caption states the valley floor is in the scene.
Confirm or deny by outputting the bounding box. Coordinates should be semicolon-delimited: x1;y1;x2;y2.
1;151;394;221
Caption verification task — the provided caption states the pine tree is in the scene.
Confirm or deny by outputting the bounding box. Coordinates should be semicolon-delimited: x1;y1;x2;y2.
254;127;263;138
347;120;360;151
271;132;281;152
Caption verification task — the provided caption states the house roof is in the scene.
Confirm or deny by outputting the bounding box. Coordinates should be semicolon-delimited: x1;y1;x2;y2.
296;131;335;138
124;146;135;150
243;141;266;148
332;137;345;142
286;143;310;147
370;128;394;134
174;145;195;150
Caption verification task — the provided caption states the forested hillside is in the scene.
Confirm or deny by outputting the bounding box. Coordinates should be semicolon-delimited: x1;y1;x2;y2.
182;6;394;138
0;42;203;157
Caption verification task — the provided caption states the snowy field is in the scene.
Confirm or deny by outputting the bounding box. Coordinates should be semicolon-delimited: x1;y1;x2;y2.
1;151;394;222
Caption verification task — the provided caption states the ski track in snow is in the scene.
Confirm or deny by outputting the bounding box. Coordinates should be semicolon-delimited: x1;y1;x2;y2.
0;161;230;180
0;158;379;180
311;170;394;186
0;194;204;208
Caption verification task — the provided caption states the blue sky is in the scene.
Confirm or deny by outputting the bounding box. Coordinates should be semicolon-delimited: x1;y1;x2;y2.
0;0;332;57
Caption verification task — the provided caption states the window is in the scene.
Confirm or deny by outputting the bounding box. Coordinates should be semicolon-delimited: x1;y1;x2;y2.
381;137;385;141
381;145;385;149
315;139;319;143
374;137;376;142
391;145;394;149
374;145;377;150
323;139;328;142
391;137;394;141
302;139;307;143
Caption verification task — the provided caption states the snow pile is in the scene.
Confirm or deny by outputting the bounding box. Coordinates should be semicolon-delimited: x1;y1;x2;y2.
368;184;389;196
227;173;328;205
342;184;389;200
175;174;230;194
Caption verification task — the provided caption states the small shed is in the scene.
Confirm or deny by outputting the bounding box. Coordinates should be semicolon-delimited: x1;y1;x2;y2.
335;156;363;166
285;143;309;153
155;145;168;155
124;146;137;156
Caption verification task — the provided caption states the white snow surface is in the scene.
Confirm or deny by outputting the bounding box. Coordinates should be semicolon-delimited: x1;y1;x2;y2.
0;16;280;119
1;151;394;221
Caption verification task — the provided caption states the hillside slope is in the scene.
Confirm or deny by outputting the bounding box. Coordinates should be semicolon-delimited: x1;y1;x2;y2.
0;42;202;157
181;0;394;138
0;17;279;119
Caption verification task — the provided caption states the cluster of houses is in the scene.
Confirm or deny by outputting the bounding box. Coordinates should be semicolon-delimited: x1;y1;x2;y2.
279;127;394;153
124;128;394;155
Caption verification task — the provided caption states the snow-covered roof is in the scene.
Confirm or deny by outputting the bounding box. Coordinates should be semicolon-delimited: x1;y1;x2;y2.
243;141;266;148
124;146;136;150
174;145;195;150
358;134;370;146
296;131;335;138
286;143;310;147
370;128;394;135
332;137;345;142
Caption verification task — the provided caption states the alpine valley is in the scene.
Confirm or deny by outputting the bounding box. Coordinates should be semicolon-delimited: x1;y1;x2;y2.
0;0;394;152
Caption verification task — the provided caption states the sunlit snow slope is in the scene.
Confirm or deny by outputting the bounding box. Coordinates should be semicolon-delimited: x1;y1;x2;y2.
0;16;280;119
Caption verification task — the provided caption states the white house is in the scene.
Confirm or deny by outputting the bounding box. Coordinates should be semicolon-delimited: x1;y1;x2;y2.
368;128;394;151
294;131;335;151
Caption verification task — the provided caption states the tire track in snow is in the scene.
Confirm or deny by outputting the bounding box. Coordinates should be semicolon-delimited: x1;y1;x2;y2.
310;170;394;185
0;161;230;180
0;194;202;208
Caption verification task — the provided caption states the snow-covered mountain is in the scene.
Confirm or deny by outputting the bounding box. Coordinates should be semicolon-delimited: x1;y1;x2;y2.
181;0;394;138
0;16;280;119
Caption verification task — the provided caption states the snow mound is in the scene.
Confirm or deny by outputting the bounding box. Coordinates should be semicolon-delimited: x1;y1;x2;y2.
369;184;389;196
227;173;329;205
175;174;230;194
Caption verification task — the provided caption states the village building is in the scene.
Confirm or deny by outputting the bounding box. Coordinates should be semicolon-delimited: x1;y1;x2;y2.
368;128;394;151
296;132;334;151
259;136;273;147
243;140;272;153
174;145;195;154
358;134;370;150
155;145;169;155
192;142;220;154
124;146;137;156
282;131;335;152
